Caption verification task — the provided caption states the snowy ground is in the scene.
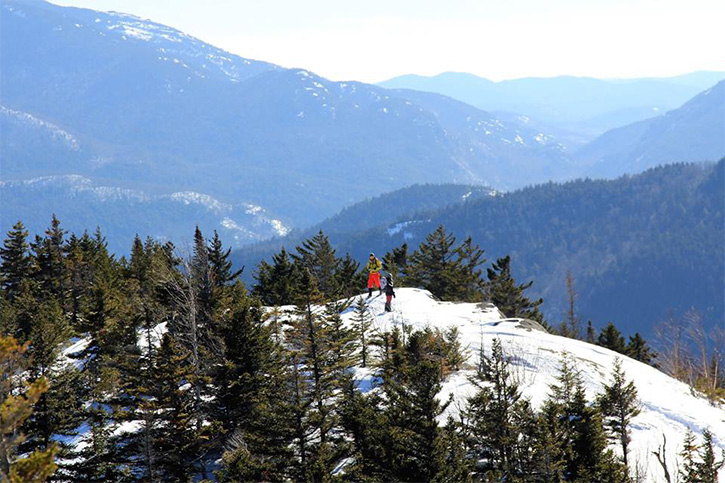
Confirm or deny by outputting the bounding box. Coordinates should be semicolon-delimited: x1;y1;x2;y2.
58;287;724;481
341;288;725;482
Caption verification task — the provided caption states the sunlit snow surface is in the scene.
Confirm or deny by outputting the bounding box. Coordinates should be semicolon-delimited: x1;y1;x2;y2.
59;288;724;481
341;288;725;482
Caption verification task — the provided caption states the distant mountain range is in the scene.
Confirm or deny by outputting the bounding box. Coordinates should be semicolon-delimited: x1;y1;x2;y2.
2;0;572;246
2;0;723;257
234;161;724;339
0;174;288;255
577;81;725;177
378;71;725;145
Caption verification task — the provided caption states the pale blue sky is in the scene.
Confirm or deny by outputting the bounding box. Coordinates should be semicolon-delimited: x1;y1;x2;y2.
49;0;725;83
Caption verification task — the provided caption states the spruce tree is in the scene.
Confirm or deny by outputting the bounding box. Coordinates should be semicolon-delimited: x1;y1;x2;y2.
625;333;657;365
486;255;545;322
215;284;295;481
598;322;627;354
543;353;627;482
405;225;457;299
285;269;345;479
464;338;537;480
598;358;641;470
695;430;725;483
351;298;373;367
0;221;33;300
0;336;58;482
31;215;68;308
208;230;243;287
586;320;597;344
382;243;408;281
253;247;300;306
292;231;341;299
406;226;485;301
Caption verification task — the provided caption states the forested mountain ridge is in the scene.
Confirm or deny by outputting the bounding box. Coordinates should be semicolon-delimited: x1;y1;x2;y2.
2;0;571;244
234;161;724;338
577;80;725;177
1;216;723;481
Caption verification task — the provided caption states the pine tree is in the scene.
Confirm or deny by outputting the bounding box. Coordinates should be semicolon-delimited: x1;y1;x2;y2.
208;230;243;287
31;215;68;308
464;338;537;480
695;430;725;483
0;221;34;300
586;320;597;344
215;284;295;481
285;269;345;479
152;333;209;481
598;358;641;470
253;247;300;306
406;226;485;301
292;231;341;299
338;376;387;480
351;298;373;367
335;253;364;299
0;336;58;482
625;332;657;365
598;322;627;354
382;243;408;281
486;255;545;322
562;270;582;339
542;353;627;482
405;225;457;299
679;430;699;483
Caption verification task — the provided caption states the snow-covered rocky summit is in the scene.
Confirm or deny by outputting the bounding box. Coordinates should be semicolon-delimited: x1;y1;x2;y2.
340;288;725;482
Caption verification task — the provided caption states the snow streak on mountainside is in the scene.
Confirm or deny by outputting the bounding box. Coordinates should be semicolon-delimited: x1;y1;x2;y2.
0;175;288;254
1;0;578;236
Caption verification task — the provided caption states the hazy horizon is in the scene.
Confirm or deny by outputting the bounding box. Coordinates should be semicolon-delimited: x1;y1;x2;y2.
46;0;725;84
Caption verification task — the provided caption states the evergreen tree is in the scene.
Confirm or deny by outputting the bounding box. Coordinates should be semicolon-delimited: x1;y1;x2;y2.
0;337;58;483
293;231;341;299
464;338;537;480
486;255;545;323
335;253;364;298
338;376;388;481
542;353;627;482
0;221;34;300
598;358;641;470
382;243;408;281
695;430;725;483
31;215;68;308
285;269;345;479
253;247;300;306
563;271;582;339
406;225;485;301
351;298;373;367
152;333;209;481
586;320;596;344
598;322;627;354
679;430;700;483
625;332;657;365
208;230;243;287
215;284;295;481
376;328;466;482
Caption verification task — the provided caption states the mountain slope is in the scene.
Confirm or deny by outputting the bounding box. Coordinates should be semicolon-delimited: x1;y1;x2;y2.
578;81;725;177
378;71;725;142
235;162;724;338
1;0;572;237
0;175;288;254
351;289;724;482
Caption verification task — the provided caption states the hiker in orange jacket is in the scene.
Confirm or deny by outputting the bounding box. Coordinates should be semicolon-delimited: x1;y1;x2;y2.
366;253;383;298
